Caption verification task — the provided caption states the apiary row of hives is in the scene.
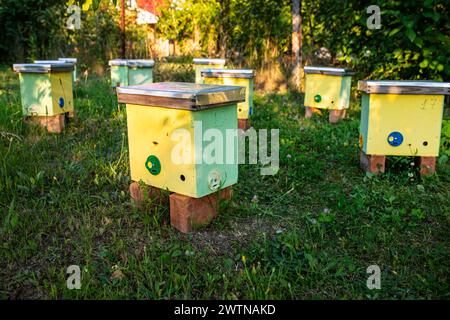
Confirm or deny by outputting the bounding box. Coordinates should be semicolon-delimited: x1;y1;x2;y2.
11;57;255;232
302;66;450;175
109;59;155;87
11;58;450;233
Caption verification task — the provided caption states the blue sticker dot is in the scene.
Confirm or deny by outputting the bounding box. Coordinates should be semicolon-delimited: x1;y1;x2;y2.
387;131;403;147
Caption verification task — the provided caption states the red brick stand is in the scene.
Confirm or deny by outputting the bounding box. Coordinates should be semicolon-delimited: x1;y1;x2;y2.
28;111;76;134
360;151;436;176
238;119;250;131
130;182;233;233
305;107;346;124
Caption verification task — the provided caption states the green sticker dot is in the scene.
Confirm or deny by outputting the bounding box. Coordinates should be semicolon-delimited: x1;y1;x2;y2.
314;94;322;103
145;155;161;175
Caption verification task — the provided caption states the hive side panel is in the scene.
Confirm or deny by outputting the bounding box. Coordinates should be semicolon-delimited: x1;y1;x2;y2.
193;105;238;198
126;104;197;197
111;65;128;87
304;74;342;109
194;65;204;84
72;66;77;83
203;77;224;86
360;93;370;153
50;72;74;115
338;76;352;110
248;78;254;116
365;94;444;157
128;67;153;85
205;77;252;119
19;73;53;116
196;63;226;84
226;77;252;119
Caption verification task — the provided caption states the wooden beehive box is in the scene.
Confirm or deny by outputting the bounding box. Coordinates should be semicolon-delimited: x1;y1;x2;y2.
201;69;254;122
109;59;155;87
193;58;226;84
127;59;154;85
117;82;245;198
304;66;354;111
35;59;77;85
109;59;129;87
358;80;450;158
13;63;74;117
58;58;77;83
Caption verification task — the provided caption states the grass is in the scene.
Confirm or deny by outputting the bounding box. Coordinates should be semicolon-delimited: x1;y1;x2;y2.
0;64;449;300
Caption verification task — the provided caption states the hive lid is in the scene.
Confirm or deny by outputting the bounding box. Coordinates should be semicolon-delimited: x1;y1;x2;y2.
59;57;77;63
304;66;355;76
201;69;255;79
117;82;246;110
358;80;450;95
127;59;155;67
13;63;74;73
34;60;65;64
109;59;128;66
193;58;226;65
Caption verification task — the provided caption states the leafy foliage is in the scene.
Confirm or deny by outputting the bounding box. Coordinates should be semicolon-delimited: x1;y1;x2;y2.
0;0;448;81
0;0;67;62
441;119;450;156
0;0;150;68
156;0;292;67
302;0;450;80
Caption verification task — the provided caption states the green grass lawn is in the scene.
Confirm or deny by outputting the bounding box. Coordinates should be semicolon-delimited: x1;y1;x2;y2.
0;64;449;299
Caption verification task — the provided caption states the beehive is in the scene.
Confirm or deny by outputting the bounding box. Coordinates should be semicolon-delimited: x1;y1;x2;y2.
304;66;354;111
109;59;155;87
35;59;77;85
193;58;226;84
13;63;74;117
109;59;129;87
358;80;450;157
58;58;77;83
127;59;155;85
117;82;245;198
201;69;254;121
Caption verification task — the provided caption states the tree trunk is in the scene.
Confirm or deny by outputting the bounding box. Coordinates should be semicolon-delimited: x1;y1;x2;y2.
217;0;228;58
292;0;302;91
120;0;126;58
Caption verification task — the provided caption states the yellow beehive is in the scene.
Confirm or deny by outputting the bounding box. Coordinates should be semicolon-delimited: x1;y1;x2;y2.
193;58;226;84
117;82;246;198
13;63;74;117
201;69;254;120
358;80;450;157
58;58;78;83
35;59;77;85
304;66;354;111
